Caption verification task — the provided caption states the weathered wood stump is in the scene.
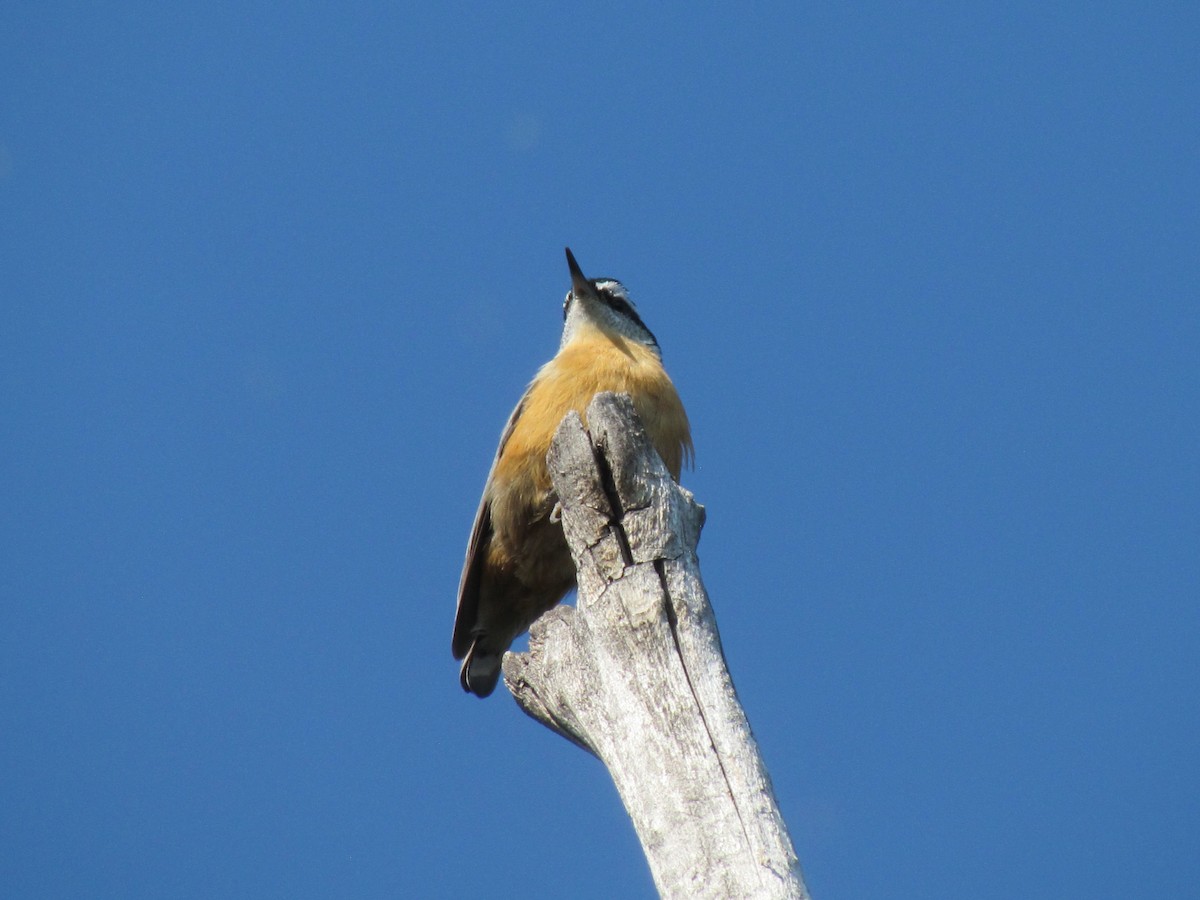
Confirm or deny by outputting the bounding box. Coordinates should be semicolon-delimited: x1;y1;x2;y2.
502;392;810;899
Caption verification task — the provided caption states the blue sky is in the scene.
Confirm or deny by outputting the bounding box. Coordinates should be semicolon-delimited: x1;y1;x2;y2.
2;3;1197;897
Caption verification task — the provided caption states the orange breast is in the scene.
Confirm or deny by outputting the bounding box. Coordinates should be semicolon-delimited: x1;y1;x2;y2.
488;328;692;546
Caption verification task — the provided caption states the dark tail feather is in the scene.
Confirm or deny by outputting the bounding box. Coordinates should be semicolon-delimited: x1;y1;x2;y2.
460;640;502;698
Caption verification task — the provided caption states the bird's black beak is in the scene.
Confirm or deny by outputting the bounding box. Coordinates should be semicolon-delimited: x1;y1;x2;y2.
565;247;594;299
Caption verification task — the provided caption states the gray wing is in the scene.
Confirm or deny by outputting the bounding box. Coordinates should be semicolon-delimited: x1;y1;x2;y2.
451;391;528;659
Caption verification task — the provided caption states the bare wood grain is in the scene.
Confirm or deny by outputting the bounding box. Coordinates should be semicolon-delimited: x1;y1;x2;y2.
502;392;810;899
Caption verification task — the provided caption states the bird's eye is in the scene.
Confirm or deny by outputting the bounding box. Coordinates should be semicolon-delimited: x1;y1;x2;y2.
562;294;572;320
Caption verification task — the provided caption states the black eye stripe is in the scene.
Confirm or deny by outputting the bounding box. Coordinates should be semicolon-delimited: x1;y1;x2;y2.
598;288;641;323
595;284;658;348
606;294;633;316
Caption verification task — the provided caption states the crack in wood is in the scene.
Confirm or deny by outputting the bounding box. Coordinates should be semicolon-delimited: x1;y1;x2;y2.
655;558;761;889
501;393;808;900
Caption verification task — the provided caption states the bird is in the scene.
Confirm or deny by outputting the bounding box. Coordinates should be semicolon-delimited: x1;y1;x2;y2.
453;248;693;697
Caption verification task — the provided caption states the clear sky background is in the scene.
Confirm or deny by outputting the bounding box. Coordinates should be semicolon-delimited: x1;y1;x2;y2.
2;4;1197;898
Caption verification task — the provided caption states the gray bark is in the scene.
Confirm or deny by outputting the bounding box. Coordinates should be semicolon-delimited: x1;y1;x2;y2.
502;392;810;900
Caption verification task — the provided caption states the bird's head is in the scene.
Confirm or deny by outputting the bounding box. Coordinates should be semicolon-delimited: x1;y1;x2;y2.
560;247;660;353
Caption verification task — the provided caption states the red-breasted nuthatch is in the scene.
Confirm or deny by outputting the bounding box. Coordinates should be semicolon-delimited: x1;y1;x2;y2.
453;248;693;697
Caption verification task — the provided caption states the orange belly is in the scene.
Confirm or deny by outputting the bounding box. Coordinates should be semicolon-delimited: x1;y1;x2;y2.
486;330;692;573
